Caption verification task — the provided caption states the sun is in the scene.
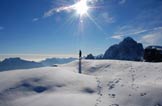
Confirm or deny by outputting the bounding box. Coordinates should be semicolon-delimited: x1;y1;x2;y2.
74;0;89;16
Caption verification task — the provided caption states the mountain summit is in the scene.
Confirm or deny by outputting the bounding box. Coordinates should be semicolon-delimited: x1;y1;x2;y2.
0;58;43;71
103;37;144;61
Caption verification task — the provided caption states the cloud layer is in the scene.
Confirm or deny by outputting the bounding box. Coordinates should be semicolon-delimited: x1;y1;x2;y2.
111;26;162;46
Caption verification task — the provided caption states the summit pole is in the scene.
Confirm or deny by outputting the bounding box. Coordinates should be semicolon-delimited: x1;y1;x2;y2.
79;50;82;74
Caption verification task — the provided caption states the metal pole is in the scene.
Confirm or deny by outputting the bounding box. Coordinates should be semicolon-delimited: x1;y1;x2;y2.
79;50;82;74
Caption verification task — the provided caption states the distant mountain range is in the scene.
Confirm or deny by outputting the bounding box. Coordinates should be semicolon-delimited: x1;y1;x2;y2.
0;57;77;71
40;58;77;66
0;58;43;71
0;37;156;71
85;37;144;61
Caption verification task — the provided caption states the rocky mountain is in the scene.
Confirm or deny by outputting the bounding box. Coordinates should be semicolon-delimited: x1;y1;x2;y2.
85;54;95;59
95;54;104;59
144;45;162;62
103;37;144;61
0;58;43;71
0;57;77;71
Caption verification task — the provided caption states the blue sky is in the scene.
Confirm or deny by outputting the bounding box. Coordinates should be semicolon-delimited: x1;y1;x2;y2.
0;0;162;58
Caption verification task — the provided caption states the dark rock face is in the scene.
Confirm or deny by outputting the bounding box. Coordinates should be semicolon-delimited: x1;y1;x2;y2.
0;58;43;71
144;46;162;62
85;54;95;59
103;37;144;61
95;54;104;59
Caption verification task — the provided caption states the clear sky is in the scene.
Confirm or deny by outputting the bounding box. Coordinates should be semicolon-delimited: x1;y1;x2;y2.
0;0;162;58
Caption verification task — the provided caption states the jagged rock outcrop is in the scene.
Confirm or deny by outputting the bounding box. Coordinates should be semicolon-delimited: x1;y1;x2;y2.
103;37;144;61
95;54;104;59
85;54;95;59
144;46;162;62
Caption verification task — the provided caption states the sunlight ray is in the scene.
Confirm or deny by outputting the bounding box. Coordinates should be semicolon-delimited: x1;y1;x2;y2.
86;14;107;36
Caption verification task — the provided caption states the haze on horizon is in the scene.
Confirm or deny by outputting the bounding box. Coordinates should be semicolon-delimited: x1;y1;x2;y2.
0;54;78;62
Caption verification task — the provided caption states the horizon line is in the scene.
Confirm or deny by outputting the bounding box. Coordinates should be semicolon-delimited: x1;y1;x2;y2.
0;54;79;62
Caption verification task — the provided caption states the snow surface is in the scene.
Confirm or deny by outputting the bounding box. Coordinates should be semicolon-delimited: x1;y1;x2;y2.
0;60;162;106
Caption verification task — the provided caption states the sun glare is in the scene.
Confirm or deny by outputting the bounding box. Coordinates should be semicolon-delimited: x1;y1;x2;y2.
74;0;89;16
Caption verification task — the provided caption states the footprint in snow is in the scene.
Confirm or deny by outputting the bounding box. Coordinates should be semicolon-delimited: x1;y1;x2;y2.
108;94;116;98
107;79;121;90
109;104;119;106
95;77;103;106
140;93;147;96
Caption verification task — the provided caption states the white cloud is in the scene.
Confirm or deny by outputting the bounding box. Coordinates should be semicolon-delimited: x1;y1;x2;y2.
111;25;145;39
116;25;143;35
111;34;123;40
32;18;39;22
153;26;162;30
111;26;162;40
118;0;126;4
44;8;59;18
44;0;104;18
101;12;115;23
87;0;98;4
140;30;162;46
111;25;162;46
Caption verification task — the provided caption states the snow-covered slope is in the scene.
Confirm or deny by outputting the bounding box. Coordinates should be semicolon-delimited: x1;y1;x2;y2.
0;60;162;106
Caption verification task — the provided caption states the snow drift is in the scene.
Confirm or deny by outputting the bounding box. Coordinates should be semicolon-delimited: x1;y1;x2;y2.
0;60;162;106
